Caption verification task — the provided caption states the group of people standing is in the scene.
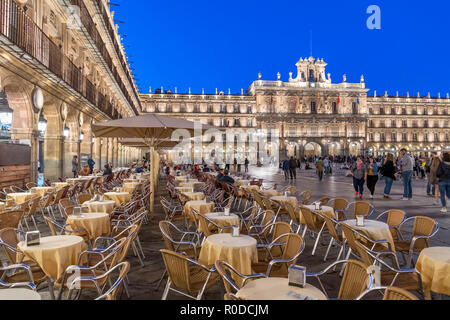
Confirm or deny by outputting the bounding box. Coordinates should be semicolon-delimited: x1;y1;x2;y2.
348;149;450;213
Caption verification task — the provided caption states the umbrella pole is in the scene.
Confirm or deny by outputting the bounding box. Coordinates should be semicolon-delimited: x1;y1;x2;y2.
149;146;155;219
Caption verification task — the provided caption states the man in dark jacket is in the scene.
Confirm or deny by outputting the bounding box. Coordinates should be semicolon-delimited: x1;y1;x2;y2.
87;157;95;175
289;157;297;180
219;170;235;185
437;153;450;213
282;159;290;180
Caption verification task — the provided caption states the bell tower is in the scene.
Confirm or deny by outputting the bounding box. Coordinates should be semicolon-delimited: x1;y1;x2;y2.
293;57;328;83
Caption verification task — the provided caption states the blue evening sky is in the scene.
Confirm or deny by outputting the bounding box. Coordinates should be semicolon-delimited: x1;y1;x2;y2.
113;0;450;96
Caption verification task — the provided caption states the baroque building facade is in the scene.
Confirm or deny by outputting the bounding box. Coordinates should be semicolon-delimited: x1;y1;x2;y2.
141;57;450;162
0;0;144;181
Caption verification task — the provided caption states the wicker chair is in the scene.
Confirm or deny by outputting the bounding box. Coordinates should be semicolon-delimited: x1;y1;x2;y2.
283;202;303;234
26;182;38;190
215;260;266;295
356;286;420;300
346;201;375;219
331;198;349;220
353;240;423;295
160;198;185;225
0;228;48;288
0;210;24;230
197;212;235;238
44;216;91;245
224;293;246;300
247;210;276;236
160;249;220;300
394;216;439;268
252;233;305;277
376;209;406;241
299;190;311;205
317;212;345;262
77;193;92;205
307;259;373;300
21;196;41;231
159;221;201;259
299;206;327;256
55;238;128;300
249;221;291;246
94;262;131;300
318;197;331;206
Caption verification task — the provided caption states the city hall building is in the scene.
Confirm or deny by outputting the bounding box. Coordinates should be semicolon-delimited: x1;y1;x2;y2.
141;57;450;162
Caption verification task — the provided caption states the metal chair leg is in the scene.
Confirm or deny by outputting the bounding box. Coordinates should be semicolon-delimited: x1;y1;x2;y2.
162;279;171;300
324;238;334;262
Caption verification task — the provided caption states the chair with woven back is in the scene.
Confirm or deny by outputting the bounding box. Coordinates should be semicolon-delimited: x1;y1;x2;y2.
252;233;305;277
26;182;38;190
352;240;423;297
0;210;24;230
50;188;66;218
318;197;331;206
394;216;439;268
55;237;129;300
283;202;304;234
376;209;406;241
356;286;420;300
93;262;131;300
330;198;349;221
299;190;311;205
0;228;48;289
196;211;235;239
160;249;220;300
215;260;266;295
299;206;327;256
346;201;375;219
21;196;41;231
316;211;345;263
77;193;92;205
44;216;91;246
249;221;292;246
306;259;374;300
247;209;276;236
283;186;296;196
224;293;246;300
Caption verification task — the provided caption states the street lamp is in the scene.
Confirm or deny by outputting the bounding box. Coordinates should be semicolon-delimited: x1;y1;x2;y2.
38;114;47;133
0;90;13;126
63;126;70;138
80;131;84;141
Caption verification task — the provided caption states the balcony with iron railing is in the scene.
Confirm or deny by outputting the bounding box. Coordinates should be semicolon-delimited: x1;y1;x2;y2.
0;0;121;119
69;0;140;114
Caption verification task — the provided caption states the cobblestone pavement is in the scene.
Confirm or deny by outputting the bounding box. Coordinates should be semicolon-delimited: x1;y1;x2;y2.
28;165;448;300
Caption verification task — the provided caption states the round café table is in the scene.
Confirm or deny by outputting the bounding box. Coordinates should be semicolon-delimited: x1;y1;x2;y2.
17;235;86;280
52;182;69;190
104;192;132;206
0;202;5;212
197;212;240;233
82;200;116;214
175;187;194;193
260;189;281;197
6;193;36;205
199;233;258;280
415;247;450;300
66;212;111;240
181;192;205;201
343;219;395;252
271;196;299;206
0;288;41;300
237;277;327;300
123;182;142;190
184;200;215;226
179;182;205;191
31;187;56;197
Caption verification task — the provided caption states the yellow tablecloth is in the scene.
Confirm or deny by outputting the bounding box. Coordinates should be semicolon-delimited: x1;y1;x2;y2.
235;180;251;187
416;247;450;300
123;179;140;184
67;213;111;240
0;202;5;212
271;196;299;206
198;212;240;233
179;182;205;191
343;219;395;252
0;288;41;300
6;193;37;205
175;187;194;193
104;192;132;206
52;182;69;190
82;200;116;214
184;200;215;225
17;235;86;280
123;182;142;190
199;234;258;277
237;277;327;300
175;176;188;182
31;187;56;197
260;189;281;197
181;192;205;201
305;205;336;219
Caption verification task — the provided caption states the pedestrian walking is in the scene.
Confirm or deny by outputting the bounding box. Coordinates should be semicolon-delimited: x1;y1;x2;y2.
289;157;297;180
351;156;366;199
87;157;95;175
426;155;435;196
399;148;414;200
430;154;441;205
380;153;396;199
283;159;290;180
437;153;450;213
366;156;379;199
316;157;325;181
244;158;249;173
72;155;79;178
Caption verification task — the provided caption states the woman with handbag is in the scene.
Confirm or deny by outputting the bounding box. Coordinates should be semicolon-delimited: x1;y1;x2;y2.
366;157;379;199
381;153;396;199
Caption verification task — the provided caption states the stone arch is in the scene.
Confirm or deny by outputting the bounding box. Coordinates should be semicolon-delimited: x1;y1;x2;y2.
42;96;64;180
304;142;322;157
328;141;342;156
349;141;362;156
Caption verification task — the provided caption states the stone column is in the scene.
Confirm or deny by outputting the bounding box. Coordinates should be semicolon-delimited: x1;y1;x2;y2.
107;138;114;167
101;138;108;169
113;138;119;167
43;134;64;181
63;120;81;177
